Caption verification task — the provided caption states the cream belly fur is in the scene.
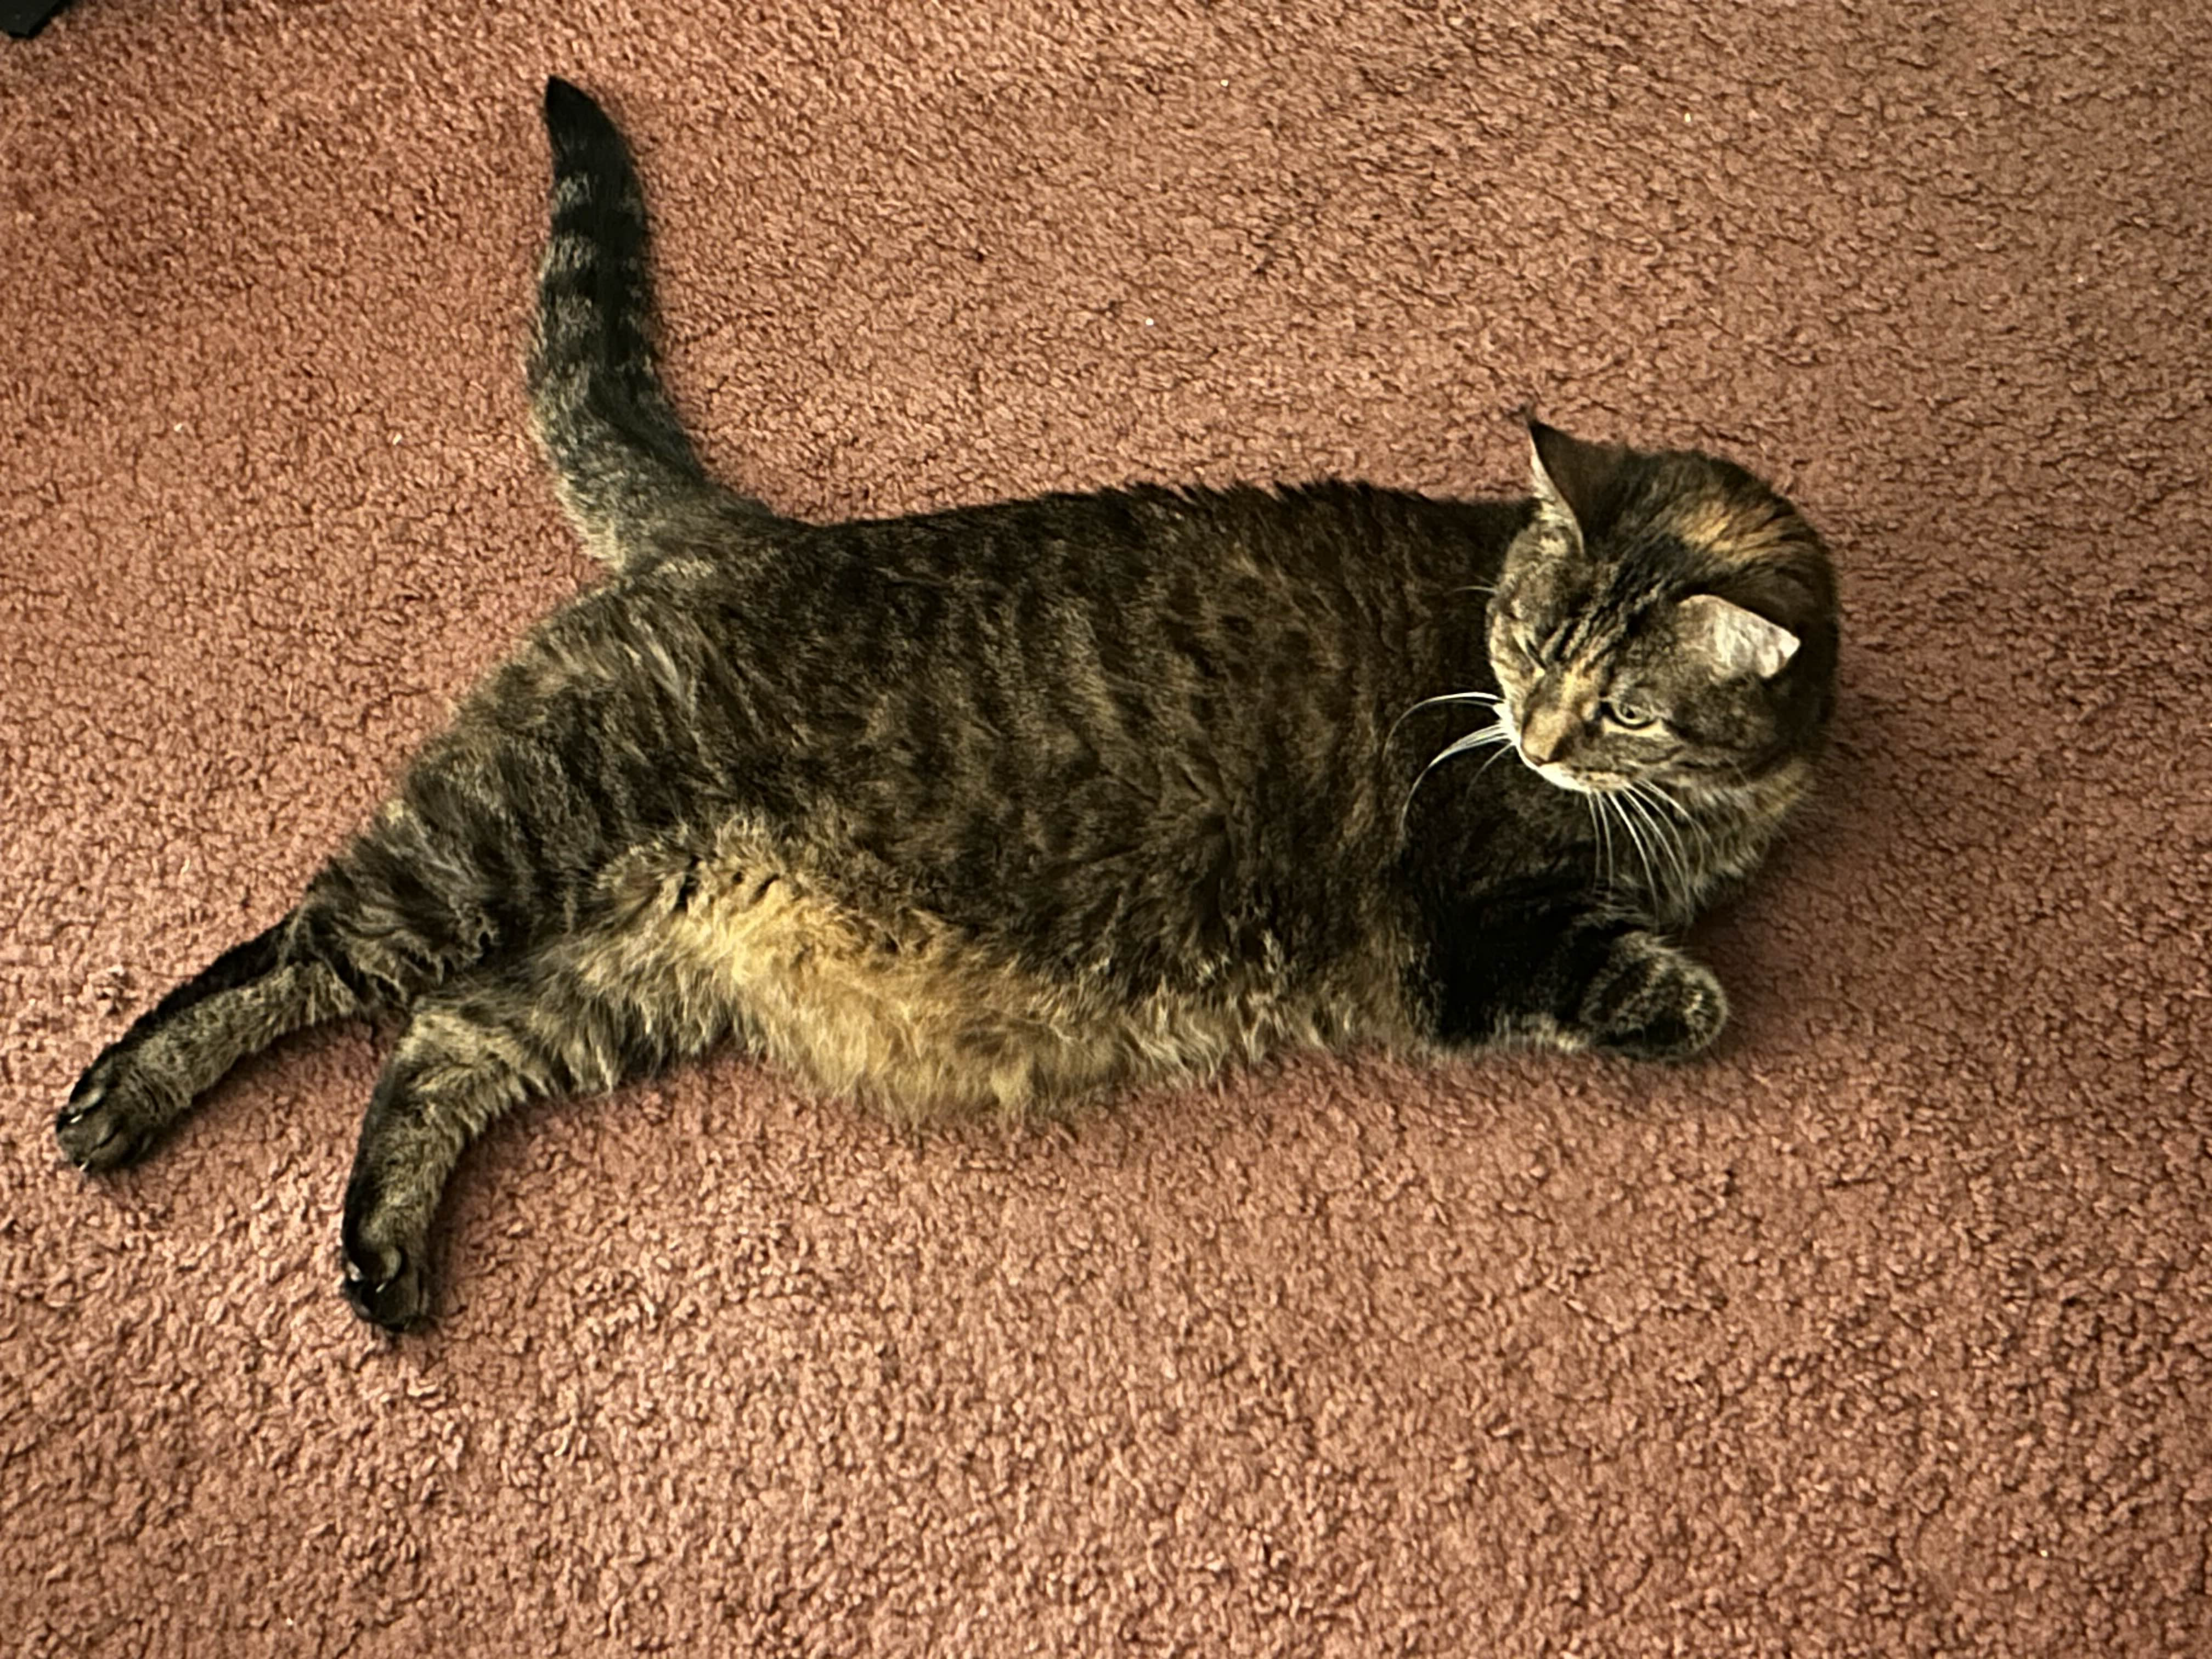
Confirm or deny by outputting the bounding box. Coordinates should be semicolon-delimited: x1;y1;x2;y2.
575;829;1418;1125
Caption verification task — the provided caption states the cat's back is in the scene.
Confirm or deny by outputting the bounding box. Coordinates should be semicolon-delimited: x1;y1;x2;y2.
708;480;1512;923
487;478;1508;699
349;479;1517;1119
516;478;1496;855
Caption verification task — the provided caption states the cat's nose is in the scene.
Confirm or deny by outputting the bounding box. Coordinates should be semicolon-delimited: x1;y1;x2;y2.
1519;704;1579;766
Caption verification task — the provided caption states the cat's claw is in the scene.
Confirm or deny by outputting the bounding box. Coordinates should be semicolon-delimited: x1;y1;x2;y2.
341;1206;432;1332
341;1249;430;1333
55;1053;165;1171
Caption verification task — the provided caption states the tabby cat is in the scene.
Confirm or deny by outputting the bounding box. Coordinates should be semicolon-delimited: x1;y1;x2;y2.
56;79;1839;1330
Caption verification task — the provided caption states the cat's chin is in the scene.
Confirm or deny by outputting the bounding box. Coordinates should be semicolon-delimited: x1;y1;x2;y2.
1529;759;1602;794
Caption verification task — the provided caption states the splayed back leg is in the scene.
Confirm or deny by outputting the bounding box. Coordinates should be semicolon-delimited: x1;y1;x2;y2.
340;987;545;1330
337;943;725;1330
56;917;363;1171
57;812;516;1172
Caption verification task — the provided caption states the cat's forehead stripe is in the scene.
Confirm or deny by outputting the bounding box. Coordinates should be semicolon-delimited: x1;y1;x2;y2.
1663;491;1799;566
1555;572;1645;665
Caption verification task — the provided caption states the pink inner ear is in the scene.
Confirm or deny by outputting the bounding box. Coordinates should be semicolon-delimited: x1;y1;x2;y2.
1678;594;1799;680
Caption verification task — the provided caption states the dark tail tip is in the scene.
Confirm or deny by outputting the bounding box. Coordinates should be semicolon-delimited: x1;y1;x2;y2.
543;76;621;157
544;75;591;119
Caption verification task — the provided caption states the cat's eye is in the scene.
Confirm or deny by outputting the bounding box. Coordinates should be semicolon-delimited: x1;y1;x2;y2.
1604;697;1660;729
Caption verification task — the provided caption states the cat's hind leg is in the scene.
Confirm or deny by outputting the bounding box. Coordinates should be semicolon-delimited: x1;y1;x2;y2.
337;951;692;1331
58;810;509;1172
57;916;363;1171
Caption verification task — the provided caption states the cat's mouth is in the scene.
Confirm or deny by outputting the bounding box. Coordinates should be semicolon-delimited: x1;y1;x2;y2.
1534;763;1603;794
1535;759;1648;797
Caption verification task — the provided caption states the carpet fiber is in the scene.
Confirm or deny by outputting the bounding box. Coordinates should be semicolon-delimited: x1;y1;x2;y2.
4;1;2208;1654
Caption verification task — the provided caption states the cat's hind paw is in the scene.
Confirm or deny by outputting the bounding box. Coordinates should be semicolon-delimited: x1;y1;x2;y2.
340;1196;433;1333
55;1044;177;1171
341;1251;431;1333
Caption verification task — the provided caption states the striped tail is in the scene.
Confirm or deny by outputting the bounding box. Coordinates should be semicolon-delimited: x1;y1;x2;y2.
529;77;770;569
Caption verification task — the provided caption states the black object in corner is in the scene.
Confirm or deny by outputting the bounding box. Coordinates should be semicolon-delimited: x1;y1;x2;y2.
4;0;73;38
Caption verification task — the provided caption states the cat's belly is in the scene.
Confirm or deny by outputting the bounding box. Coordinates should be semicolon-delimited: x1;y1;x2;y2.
568;830;1414;1121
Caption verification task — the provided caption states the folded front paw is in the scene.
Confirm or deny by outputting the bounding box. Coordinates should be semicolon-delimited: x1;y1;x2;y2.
1578;933;1728;1061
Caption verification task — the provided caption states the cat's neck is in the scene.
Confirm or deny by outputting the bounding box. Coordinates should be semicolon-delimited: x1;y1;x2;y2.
1629;757;1816;922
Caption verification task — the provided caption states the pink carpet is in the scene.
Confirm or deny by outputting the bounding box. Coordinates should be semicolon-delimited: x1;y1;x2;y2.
4;1;2208;1652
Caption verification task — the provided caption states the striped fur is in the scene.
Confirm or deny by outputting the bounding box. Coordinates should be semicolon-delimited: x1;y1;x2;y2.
57;82;1841;1331
527;77;772;567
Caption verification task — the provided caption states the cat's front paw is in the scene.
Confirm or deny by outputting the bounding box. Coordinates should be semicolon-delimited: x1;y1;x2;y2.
1577;933;1728;1061
56;1042;179;1171
341;1190;433;1332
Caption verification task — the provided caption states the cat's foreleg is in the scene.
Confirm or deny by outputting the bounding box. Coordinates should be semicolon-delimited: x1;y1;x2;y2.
1421;891;1729;1060
57;916;363;1171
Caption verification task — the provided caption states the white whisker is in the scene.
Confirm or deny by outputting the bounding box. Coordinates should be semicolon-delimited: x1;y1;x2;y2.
1580;794;1606;895
1592;787;1617;892
1383;691;1502;753
1615;787;1674;898
1618;785;1694;908
1397;721;1510;831
1630;780;1713;877
1604;791;1659;899
1637;780;1719;871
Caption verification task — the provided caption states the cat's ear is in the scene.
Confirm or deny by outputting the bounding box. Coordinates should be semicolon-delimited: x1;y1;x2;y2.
1677;594;1800;680
1527;419;1634;541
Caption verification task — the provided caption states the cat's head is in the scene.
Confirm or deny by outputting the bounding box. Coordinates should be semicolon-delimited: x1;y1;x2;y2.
1487;421;1838;806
